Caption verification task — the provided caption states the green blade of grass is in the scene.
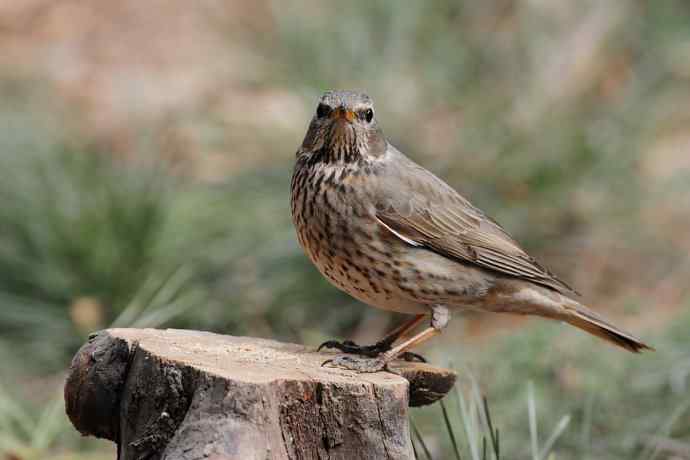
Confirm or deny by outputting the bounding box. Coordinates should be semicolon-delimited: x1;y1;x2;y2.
482;397;500;460
0;385;35;439
538;414;571;460
528;382;539;460
31;393;67;450
456;382;485;460
411;417;433;460
441;398;463;460
640;395;690;460
578;392;595;455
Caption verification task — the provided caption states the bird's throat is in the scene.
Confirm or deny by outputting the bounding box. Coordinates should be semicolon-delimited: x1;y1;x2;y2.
308;142;362;166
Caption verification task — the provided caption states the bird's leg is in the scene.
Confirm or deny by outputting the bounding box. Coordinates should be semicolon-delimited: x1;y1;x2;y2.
374;313;426;348
318;314;426;361
324;306;449;373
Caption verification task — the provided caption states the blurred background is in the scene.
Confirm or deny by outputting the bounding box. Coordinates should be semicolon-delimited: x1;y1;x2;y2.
1;1;689;459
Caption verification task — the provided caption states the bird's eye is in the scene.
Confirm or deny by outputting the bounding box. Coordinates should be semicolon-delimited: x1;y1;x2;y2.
316;103;331;118
360;108;374;123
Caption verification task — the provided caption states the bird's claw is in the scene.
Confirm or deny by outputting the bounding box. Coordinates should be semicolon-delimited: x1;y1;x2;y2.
318;339;428;363
401;351;427;363
317;338;389;357
322;355;389;373
317;340;344;352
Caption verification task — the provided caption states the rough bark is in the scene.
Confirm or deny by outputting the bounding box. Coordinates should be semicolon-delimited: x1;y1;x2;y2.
65;328;456;460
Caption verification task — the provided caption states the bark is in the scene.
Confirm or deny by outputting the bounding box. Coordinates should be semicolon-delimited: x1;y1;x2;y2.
65;328;456;460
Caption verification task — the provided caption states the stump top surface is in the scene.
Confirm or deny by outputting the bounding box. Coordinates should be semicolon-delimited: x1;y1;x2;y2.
108;328;448;388
65;327;456;456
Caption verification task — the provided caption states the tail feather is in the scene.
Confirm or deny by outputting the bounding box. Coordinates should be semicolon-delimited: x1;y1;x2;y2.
563;304;653;353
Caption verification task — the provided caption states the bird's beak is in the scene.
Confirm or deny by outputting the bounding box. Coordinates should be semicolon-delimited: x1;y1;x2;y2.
332;106;355;123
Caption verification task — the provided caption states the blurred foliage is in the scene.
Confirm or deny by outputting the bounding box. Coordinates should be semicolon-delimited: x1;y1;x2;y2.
413;308;690;459
0;0;689;458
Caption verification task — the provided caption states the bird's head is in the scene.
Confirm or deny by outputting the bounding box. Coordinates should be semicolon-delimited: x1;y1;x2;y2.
300;90;387;162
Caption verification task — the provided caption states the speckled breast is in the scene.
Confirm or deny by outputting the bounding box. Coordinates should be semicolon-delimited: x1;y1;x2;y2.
291;161;428;314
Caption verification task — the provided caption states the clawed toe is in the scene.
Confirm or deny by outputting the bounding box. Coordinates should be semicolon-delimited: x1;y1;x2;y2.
316;338;389;357
321;351;429;373
317;340;342;352
401;352;427;363
322;355;388;373
317;339;359;353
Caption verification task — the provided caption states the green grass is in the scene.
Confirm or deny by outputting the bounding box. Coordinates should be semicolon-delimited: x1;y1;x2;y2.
0;382;114;460
412;309;690;460
0;103;364;380
0;146;200;373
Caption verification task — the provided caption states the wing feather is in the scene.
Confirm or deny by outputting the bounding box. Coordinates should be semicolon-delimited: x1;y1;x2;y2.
375;146;579;296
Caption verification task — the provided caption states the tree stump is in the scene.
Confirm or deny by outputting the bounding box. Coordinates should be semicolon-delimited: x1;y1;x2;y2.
64;328;456;460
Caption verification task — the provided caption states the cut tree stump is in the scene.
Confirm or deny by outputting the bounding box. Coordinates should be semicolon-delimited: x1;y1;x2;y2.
65;328;456;460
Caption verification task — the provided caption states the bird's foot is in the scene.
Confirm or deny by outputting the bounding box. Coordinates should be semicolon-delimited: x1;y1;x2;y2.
322;355;390;373
317;339;426;362
318;339;387;357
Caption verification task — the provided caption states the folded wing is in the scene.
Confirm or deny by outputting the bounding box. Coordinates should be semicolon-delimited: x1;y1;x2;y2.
375;146;578;296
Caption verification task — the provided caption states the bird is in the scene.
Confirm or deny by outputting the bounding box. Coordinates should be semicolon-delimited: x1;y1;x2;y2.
290;90;652;372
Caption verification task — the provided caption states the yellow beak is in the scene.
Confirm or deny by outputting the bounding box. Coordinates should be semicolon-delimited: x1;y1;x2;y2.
332;107;355;122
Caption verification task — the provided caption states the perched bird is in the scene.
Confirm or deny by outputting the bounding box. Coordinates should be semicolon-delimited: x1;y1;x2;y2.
291;90;652;372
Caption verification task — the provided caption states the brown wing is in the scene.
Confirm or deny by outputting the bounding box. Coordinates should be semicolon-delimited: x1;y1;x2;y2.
375;147;579;296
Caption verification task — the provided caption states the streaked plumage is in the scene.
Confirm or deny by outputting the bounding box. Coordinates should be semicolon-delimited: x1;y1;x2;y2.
291;90;651;371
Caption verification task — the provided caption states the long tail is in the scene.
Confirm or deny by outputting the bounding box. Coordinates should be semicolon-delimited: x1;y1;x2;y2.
562;302;653;353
